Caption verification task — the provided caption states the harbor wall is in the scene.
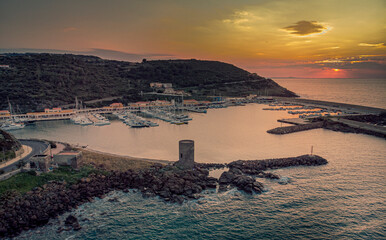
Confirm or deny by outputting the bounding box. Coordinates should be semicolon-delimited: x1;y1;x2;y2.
275;97;386;114
267;122;324;134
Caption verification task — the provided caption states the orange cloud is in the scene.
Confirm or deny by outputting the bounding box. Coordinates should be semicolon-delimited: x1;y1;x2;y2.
358;43;385;48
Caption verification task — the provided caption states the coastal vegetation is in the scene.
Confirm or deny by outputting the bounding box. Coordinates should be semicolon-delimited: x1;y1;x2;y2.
78;148;164;171
0;166;107;197
0;154;327;238
0;129;21;161
0;53;296;112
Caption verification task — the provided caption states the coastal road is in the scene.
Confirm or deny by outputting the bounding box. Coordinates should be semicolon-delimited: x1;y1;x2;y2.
0;140;49;173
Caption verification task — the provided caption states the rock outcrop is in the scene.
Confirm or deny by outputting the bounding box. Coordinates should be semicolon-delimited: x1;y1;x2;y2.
0;165;218;238
219;168;264;194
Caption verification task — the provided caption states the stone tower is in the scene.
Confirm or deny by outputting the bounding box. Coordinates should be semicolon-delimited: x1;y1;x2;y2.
176;140;194;169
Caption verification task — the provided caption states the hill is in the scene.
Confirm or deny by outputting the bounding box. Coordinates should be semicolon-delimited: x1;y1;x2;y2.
0;53;297;112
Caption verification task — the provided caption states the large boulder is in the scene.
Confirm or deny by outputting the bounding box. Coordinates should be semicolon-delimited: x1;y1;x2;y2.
219;170;264;194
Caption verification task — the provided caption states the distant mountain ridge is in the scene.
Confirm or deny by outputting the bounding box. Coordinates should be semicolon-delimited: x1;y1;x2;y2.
0;53;296;112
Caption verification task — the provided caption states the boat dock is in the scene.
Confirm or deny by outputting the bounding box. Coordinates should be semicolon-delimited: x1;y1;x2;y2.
0;106;160;122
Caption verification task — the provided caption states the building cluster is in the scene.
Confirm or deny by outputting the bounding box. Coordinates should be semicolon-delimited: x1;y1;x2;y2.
150;82;173;89
130;99;208;108
0;110;10;117
150;82;190;96
25;145;82;173
44;107;62;113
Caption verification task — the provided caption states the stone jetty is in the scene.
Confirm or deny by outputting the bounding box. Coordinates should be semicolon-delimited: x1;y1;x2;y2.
267;122;324;134
0;155;327;238
218;155;327;193
228;155;328;172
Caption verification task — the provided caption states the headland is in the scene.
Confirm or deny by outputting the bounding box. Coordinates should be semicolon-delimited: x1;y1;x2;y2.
0;152;327;238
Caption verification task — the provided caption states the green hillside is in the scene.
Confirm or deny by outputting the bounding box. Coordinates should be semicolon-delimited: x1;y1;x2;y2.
0;130;22;161
0;53;296;112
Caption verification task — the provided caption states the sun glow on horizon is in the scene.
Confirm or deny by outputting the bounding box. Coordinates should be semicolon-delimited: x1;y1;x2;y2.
0;0;385;78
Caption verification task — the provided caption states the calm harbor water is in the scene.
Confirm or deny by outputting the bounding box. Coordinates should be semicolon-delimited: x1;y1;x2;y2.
274;78;386;109
13;78;386;239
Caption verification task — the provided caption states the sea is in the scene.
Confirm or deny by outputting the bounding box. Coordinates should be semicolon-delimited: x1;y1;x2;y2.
12;78;386;240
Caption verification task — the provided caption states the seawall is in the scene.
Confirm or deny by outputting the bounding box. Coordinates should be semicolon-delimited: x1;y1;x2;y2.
267;122;324;134
274;97;386;114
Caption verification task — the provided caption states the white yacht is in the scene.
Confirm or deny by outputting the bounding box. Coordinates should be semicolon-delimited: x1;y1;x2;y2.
0;121;25;131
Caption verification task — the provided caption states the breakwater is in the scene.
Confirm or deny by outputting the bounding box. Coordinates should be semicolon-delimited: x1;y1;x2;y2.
0;155;328;238
275;97;386;114
267;122;324;134
218;155;327;193
228;155;328;172
267;117;386;138
324;120;386;139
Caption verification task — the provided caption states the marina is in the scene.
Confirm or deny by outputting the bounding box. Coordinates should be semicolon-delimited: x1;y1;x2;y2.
113;111;158;128
2;96;385;135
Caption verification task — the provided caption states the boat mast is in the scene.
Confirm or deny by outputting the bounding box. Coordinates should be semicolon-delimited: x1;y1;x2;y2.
7;97;14;121
75;97;78;110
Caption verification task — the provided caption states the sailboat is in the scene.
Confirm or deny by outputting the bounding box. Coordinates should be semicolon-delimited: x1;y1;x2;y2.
71;97;93;126
0;99;25;131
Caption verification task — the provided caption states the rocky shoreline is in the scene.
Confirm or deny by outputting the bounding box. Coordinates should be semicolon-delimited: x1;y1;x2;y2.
0;155;327;238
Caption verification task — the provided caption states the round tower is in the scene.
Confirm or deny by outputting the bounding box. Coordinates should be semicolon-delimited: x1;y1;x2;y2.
177;140;194;169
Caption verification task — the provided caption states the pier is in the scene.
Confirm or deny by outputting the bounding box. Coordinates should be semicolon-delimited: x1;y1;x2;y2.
274;97;385;115
267;122;324;135
0;106;163;122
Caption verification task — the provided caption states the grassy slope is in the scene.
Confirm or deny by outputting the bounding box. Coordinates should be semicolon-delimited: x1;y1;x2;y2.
0;148;163;197
0;166;107;196
78;148;162;172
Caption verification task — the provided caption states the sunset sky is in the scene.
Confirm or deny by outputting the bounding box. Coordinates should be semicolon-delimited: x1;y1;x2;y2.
0;0;385;78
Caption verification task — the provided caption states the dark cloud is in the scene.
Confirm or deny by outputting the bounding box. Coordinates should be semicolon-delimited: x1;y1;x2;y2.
283;21;327;36
312;56;386;70
0;48;174;62
246;56;386;78
310;61;386;70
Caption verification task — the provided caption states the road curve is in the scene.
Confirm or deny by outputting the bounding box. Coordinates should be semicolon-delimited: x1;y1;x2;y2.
0;140;49;173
